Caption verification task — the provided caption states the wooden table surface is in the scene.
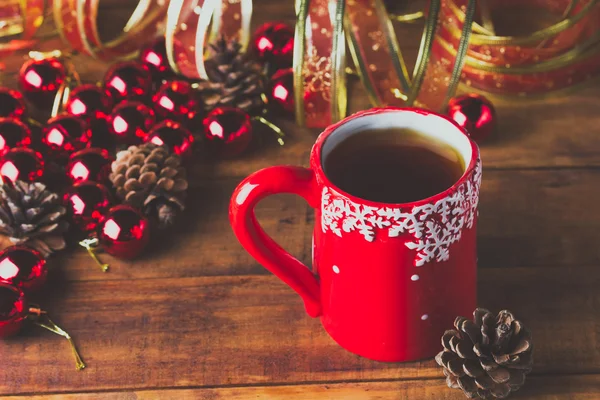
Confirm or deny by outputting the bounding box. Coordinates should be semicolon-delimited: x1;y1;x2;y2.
3;2;600;399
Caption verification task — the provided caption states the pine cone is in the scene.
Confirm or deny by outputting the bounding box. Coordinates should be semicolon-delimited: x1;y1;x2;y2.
194;36;266;114
110;143;188;229
0;181;68;257
436;308;533;399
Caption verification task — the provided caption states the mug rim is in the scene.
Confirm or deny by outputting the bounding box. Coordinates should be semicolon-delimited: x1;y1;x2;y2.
310;107;480;208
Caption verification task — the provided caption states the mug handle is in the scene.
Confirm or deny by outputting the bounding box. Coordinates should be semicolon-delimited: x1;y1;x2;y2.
229;166;322;317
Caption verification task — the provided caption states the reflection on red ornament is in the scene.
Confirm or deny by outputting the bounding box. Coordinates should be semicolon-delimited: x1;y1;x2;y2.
66;148;113;184
41;114;91;159
0;148;44;183
108;101;156;144
152;80;201;125
144;120;194;158
98;205;150;259
103;62;153;103
18;58;66;108
139;39;172;79
202;107;252;158
446;93;496;143
63;181;112;234
0;246;47;292
268;68;294;113
0;118;32;155
252;22;294;68
66;84;113;118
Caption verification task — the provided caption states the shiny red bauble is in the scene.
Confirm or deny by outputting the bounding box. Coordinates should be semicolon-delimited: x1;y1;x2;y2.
41;114;91;159
66;148;113;184
252;22;294;68
152;80;201;124
65;84;113;118
0;118;32;155
18;58;66;108
0;88;26;119
104;62;153;103
447;93;496;143
202;107;252;158
108;101;156;144
98;205;150;259
145;120;194;158
0;147;44;183
63;181;112;234
268;68;294;113
0;246;47;292
139;39;172;80
0;282;27;338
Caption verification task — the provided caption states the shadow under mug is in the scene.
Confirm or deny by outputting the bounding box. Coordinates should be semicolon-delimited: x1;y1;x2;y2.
230;107;482;362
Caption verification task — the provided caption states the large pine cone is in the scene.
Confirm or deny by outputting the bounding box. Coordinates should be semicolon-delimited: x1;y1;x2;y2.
436;308;533;399
194;36;266;114
110;143;188;229
0;181;68;257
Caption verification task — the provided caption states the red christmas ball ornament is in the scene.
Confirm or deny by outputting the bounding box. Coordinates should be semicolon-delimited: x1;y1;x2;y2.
145;120;194;158
18;57;66;108
0;283;27;338
104;61;153;104
152;80;201;124
66;148;113;184
108;101;156;144
252;22;294;68
0;246;47;292
447;93;496;143
41;114;91;159
0;88;26;119
65;84;113;118
98;205;150;259
139;38;172;80
64;181;112;234
268;68;294;113
0;118;32;155
0;147;44;183
202;107;252;158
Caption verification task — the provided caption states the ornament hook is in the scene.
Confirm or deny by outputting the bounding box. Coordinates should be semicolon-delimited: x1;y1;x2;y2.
29;307;86;371
79;238;109;272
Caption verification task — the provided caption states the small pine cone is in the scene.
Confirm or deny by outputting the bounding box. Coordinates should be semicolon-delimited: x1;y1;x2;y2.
0;181;68;257
194;36;266;114
109;143;188;229
436;308;533;399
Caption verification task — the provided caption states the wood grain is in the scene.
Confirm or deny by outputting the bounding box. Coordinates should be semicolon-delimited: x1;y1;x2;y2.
11;375;600;399
2;266;600;395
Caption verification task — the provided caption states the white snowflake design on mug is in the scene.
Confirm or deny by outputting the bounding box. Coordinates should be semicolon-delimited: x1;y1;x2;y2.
321;160;482;267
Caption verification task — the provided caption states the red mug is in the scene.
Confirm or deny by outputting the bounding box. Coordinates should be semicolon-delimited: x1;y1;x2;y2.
230;107;482;362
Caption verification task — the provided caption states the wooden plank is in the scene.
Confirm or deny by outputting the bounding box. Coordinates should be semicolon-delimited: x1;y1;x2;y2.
1;266;600;395
33;168;600;283
12;375;600;399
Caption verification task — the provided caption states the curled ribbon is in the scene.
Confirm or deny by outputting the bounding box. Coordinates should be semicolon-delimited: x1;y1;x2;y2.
0;0;46;56
438;0;600;97
53;0;168;60
293;0;347;128
343;0;476;113
165;0;252;80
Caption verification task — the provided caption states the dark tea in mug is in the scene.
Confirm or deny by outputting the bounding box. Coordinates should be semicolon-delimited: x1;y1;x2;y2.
323;128;465;203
